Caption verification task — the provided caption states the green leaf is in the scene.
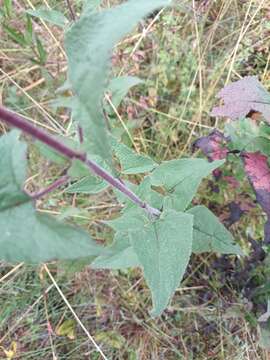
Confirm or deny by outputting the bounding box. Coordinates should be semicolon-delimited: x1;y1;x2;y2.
35;141;69;165
107;76;143;110
112;137;157;174
65;0;171;165
3;24;27;47
150;158;224;211
187;206;243;255
66;176;108;194
225;118;270;156
67;158;108;194
129;209;193;316
26;8;68;27
0;202;109;263
106;207;146;232
0;131;29;211
92;232;140;269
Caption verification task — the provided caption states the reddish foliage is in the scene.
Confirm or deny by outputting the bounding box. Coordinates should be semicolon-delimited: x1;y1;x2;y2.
242;151;270;243
211;76;270;122
193;130;229;161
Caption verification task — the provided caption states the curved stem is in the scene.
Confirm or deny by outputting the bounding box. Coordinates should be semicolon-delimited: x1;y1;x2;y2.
0;106;161;217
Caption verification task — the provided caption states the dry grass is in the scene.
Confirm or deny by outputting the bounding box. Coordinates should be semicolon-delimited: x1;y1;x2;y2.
1;0;270;358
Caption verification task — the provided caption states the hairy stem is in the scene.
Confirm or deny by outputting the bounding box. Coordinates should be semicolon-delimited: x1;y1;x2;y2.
0;106;161;217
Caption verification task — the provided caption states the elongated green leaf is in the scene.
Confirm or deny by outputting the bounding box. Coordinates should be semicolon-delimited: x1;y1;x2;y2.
65;0;171;164
92;232;140;269
188;206;243;255
0;131;29;210
150;158;224;211
26;8;68;27
107;76;143;110
130;209;193;316
1;202;109;263
112;137;157;174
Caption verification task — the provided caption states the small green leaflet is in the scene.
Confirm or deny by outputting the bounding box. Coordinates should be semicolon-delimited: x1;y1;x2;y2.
112;137;157;174
129;209;193;316
0;131;29;210
92;232;140;269
26;8;69;28
188;206;243;255
107;76;143;110
150;158;224;211
1;202;108;263
65;0;171;166
67;159;108;194
66;176;107;194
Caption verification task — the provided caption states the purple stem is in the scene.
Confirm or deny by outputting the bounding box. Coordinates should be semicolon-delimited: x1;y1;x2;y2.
0;106;161;217
29;175;70;200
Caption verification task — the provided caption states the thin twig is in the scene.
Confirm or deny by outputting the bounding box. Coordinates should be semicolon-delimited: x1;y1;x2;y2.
0;106;161;217
28;175;70;200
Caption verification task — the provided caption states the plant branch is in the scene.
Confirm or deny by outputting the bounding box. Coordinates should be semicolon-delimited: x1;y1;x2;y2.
66;0;77;21
27;175;70;200
0;106;161;217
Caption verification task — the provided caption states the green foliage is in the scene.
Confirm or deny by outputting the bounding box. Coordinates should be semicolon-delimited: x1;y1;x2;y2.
112;136;158;174
0;131;29;210
65;0;171;165
26;8;69;28
225;117;270;156
107;76;143;110
188;206;243;255
92;232;140;269
150;158;225;211
130;209;193;316
1;202;108;262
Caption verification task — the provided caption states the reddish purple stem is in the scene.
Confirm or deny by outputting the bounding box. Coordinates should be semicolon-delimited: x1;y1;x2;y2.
0;106;160;217
29;175;70;200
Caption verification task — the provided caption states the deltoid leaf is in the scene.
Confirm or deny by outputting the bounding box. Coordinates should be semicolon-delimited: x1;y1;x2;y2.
107;76;143;110
242;151;270;244
211;76;270;122
92;232;140;269
111;137;158;174
0;131;29;210
65;0;171;165
187;206;243;255
149;158;224;211
1;202;109;262
129;209;193;316
26;8;68;27
193;130;229;161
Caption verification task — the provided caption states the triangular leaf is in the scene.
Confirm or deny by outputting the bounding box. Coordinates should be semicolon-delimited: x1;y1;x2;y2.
129;209;193;316
150;158;224;211
187;206;243;255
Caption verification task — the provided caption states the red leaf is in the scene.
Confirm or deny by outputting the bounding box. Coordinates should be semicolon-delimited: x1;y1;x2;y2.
242;151;270;243
211;76;270;122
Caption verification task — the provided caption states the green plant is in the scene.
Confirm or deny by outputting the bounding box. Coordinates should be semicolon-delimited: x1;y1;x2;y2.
0;0;242;317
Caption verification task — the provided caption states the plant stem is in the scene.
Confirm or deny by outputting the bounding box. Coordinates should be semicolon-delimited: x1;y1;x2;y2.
66;0;76;21
28;175;70;200
0;106;161;217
